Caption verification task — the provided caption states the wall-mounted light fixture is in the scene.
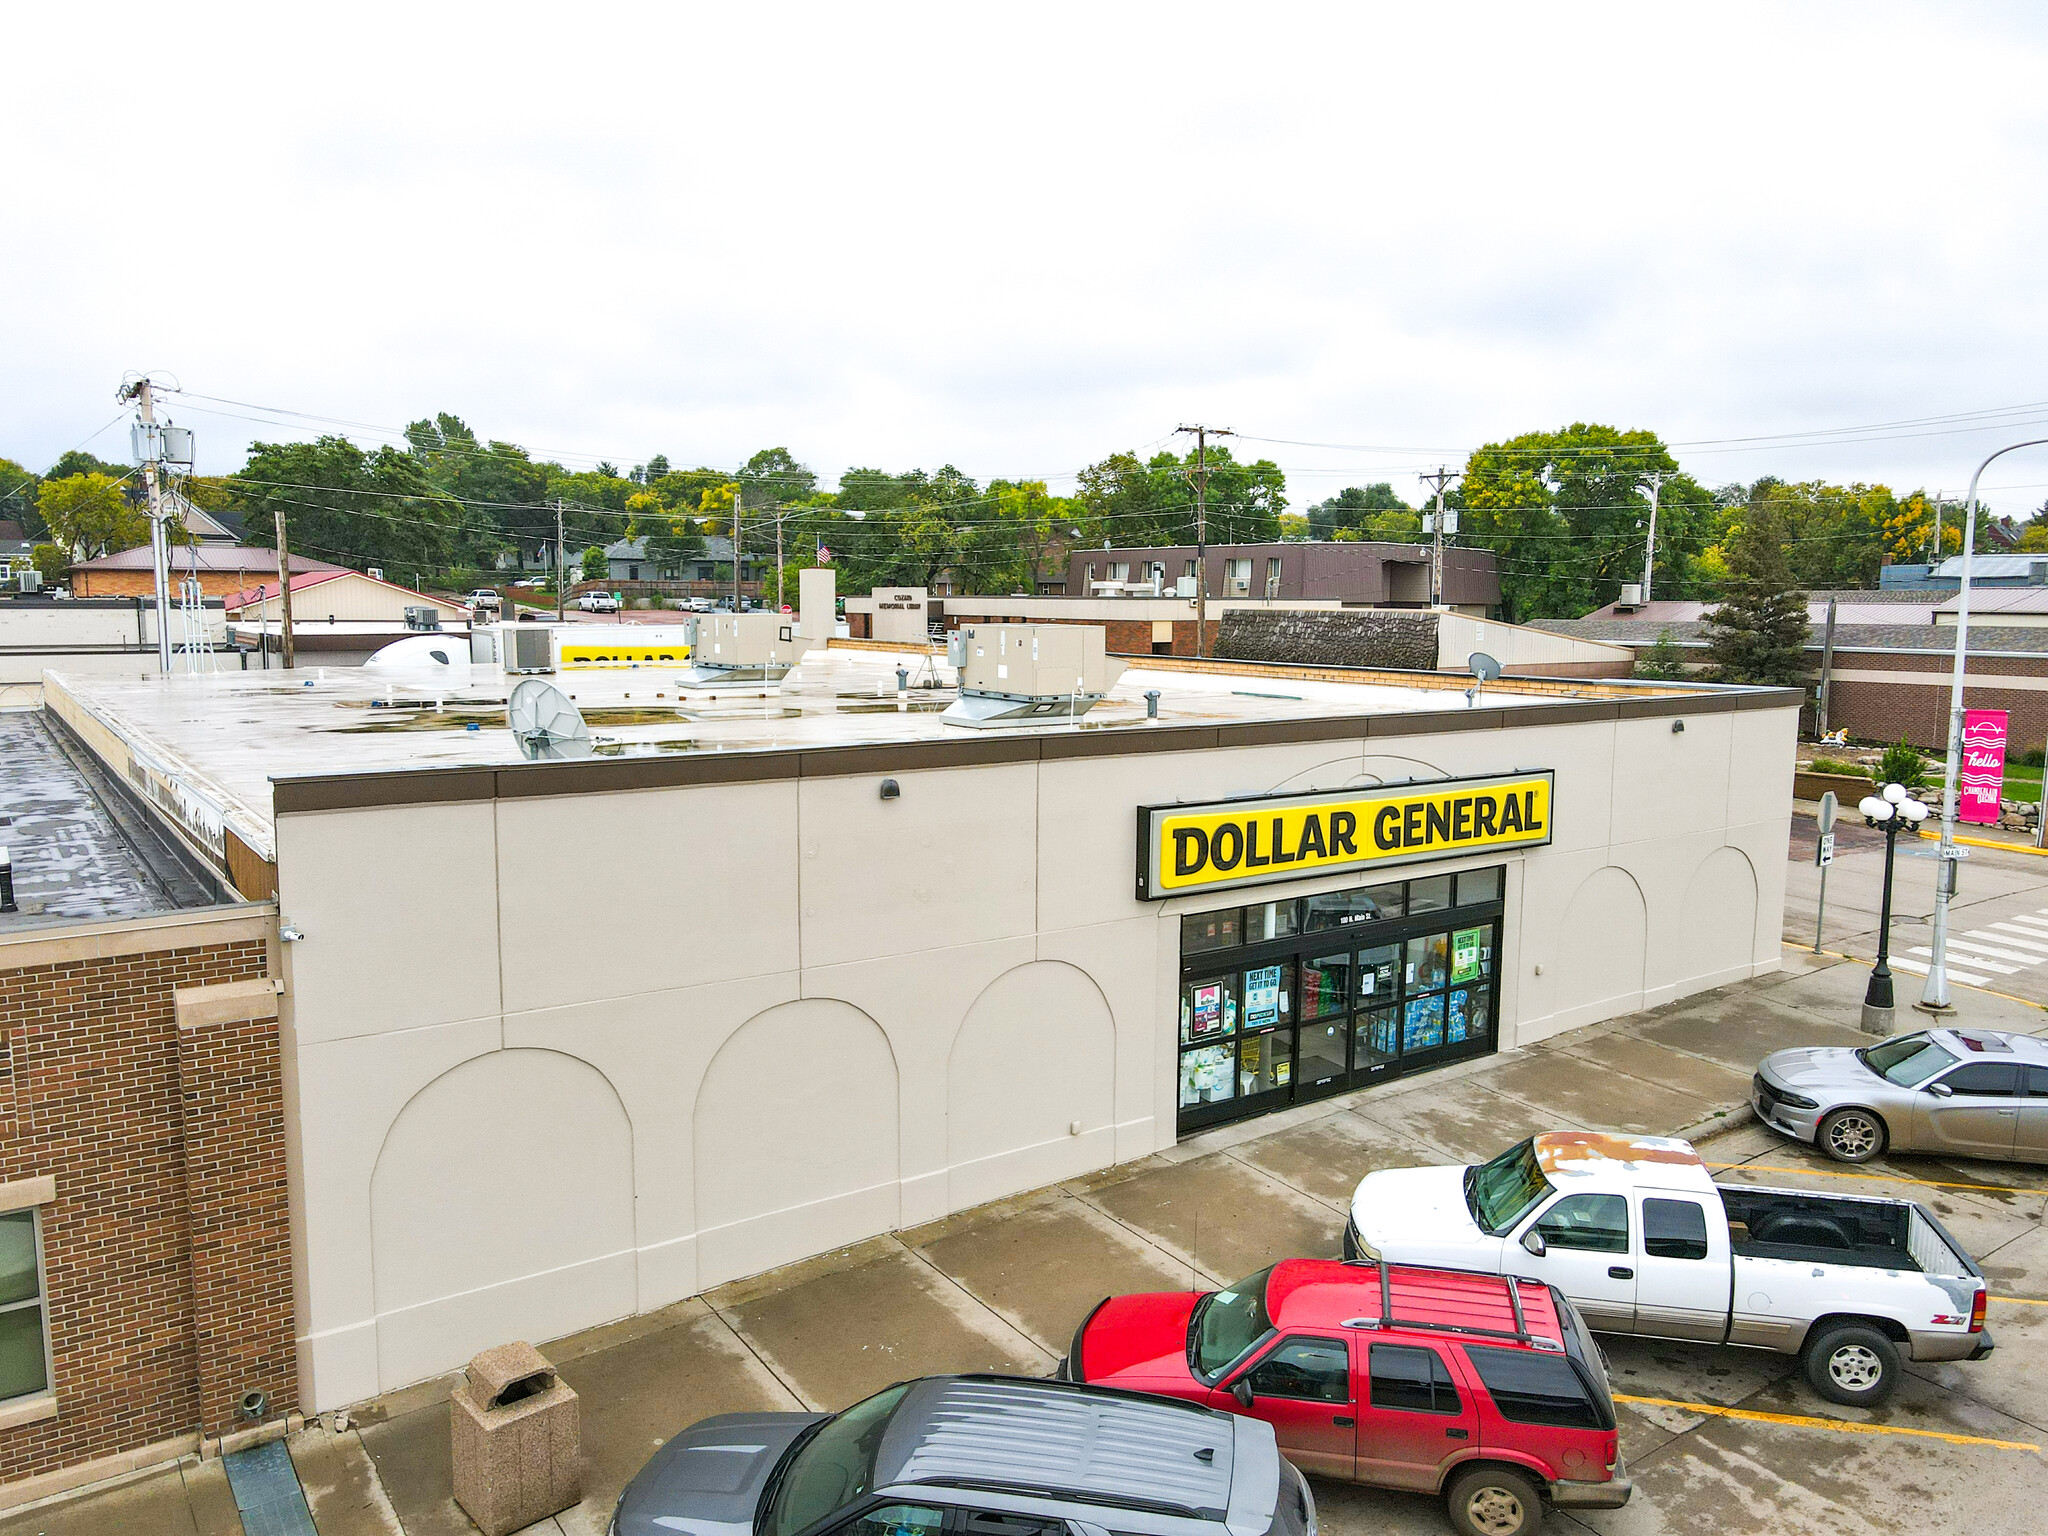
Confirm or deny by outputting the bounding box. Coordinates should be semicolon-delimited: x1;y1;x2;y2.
879;779;900;801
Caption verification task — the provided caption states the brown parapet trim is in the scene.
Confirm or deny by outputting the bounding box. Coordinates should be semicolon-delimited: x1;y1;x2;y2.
1213;716;1371;748
273;768;496;814
495;753;800;797
267;690;1798;812
1041;725;1221;759
798;737;1044;776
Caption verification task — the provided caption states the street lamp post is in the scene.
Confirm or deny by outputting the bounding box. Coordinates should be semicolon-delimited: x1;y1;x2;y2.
1860;783;1930;1036
1920;437;2048;1012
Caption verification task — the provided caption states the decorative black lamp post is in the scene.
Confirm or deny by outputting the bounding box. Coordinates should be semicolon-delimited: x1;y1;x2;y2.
1859;783;1930;1034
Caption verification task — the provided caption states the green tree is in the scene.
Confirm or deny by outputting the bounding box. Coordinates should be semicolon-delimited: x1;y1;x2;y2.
36;473;150;558
625;490;703;578
1456;424;1714;621
579;545;608;583
1700;506;1809;685
31;543;67;585
1874;740;1929;791
231;436;461;584
1075;444;1285;549
1;457;41;537
1633;630;1689;680
1309;483;1408;540
44;450;127;483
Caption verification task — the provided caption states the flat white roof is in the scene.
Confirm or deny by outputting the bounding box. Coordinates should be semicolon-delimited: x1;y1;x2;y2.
44;643;1656;842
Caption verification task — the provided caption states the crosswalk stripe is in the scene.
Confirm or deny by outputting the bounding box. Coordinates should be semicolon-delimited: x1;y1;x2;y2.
1892;956;1992;986
1987;922;2048;949
1965;928;2048;956
1951;936;2048;964
1995;913;2048;933
1909;946;2019;974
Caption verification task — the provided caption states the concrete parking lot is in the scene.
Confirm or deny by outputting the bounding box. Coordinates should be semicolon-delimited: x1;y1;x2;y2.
10;952;2045;1536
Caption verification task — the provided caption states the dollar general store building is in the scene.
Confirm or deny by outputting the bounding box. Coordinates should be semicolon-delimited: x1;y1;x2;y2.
39;640;1796;1416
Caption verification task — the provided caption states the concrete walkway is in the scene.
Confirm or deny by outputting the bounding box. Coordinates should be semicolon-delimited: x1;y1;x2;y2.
13;951;2044;1536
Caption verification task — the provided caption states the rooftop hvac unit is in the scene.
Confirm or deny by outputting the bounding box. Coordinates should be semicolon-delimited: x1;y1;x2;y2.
1616;583;1643;611
499;621;557;674
15;569;42;594
941;624;1126;729
404;605;442;631
676;612;799;687
470;627;499;666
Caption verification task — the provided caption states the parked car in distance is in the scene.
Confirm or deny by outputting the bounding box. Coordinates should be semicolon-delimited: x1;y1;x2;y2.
1347;1133;1990;1406
465;588;502;610
1060;1258;1623;1536
610;1374;1314;1536
577;590;621;612
1756;1027;2048;1165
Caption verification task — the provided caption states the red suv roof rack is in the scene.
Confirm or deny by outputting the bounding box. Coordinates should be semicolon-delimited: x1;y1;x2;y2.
1339;1259;1564;1351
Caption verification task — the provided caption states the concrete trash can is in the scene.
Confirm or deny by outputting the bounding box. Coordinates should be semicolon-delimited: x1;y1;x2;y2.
450;1341;581;1536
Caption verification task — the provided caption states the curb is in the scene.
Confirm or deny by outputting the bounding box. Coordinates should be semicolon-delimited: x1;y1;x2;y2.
1673;1102;1756;1147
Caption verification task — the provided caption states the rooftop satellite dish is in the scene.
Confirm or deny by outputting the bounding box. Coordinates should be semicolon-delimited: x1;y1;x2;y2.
506;678;593;760
1465;651;1502;708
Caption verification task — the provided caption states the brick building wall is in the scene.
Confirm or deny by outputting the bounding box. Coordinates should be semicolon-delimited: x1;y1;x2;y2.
0;923;294;1491
70;570;261;599
1823;650;2048;751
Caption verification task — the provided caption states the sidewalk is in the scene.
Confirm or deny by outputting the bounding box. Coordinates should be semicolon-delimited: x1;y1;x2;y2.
13;950;2043;1536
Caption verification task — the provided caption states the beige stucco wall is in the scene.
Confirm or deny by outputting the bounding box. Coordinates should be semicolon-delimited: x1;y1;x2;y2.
233;575;465;624
275;699;1796;1409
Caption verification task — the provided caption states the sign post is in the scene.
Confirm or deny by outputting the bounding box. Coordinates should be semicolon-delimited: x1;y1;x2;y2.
1814;790;1837;953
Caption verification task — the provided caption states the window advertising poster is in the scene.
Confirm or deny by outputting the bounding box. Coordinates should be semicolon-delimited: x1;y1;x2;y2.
1191;982;1223;1037
1245;965;1282;1027
1403;994;1445;1051
1452;927;1484;984
1448;988;1470;1043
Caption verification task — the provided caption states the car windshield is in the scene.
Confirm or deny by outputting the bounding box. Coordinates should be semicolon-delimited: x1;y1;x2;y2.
1190;1266;1274;1378
765;1384;908;1536
1859;1033;1959;1087
1465;1138;1554;1235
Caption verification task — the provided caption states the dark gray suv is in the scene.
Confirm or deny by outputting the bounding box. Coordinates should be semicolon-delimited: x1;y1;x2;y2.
611;1374;1315;1536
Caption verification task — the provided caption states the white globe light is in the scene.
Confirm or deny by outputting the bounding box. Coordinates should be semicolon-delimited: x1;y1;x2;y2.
1900;800;1930;822
1859;796;1890;819
1884;782;1908;803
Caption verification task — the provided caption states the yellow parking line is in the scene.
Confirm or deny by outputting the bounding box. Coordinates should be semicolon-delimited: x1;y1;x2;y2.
1708;1161;2032;1195
1994;1295;2048;1306
1613;1394;2040;1452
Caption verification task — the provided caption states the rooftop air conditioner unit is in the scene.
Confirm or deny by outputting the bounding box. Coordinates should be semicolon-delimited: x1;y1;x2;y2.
676;612;798;688
499;622;557;674
404;605;442;631
1616;583;1643;611
941;624;1126;729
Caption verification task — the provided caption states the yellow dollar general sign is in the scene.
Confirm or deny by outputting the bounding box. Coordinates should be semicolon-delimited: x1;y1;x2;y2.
1138;771;1553;900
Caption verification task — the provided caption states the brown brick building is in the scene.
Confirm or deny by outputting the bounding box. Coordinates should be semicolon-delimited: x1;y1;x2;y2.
0;712;291;1508
68;545;343;599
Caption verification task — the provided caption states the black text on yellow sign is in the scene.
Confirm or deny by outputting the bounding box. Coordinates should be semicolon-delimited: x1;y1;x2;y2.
1137;772;1553;899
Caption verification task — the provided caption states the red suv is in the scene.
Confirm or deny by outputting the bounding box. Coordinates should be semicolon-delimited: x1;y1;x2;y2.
1058;1259;1628;1536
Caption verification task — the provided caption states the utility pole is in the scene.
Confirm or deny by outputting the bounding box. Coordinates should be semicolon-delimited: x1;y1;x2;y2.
272;500;296;669
1174;424;1232;657
556;498;567;622
732;485;743;611
119;377;174;672
775;507;786;611
1418;467;1457;607
1640;470;1669;602
1930;492;1944;567
1817;596;1838;738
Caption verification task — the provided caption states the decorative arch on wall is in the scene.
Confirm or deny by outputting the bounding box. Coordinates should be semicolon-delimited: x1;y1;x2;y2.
947;960;1116;1209
369;1047;636;1391
692;997;899;1290
1678;846;1759;990
1551;866;1649;1029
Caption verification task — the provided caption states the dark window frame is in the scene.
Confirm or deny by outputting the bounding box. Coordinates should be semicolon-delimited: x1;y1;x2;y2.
1642;1196;1711;1261
1533;1193;1631;1255
1242;1334;1353;1405
1368;1342;1461;1416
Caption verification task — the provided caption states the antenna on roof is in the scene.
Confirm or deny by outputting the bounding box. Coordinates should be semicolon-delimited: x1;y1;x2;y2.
1465;651;1501;708
506;679;593;760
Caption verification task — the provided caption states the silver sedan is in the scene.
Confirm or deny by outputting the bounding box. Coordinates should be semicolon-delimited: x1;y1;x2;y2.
1755;1028;2048;1164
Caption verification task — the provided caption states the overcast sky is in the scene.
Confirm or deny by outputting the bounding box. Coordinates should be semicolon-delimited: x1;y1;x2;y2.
8;3;2048;513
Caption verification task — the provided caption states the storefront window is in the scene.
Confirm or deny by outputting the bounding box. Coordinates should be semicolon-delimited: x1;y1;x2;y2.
1181;975;1240;1045
1405;933;1448;992
1356;1005;1399;1071
1409;875;1452;914
1242;962;1291;1029
1305;882;1402;930
1457;867;1504;905
1183;910;1241;954
1244;900;1300;942
1450;926;1487;985
1403;993;1446;1052
1299;1018;1347;1086
1300;953;1351;1019
1180;1044;1235;1107
1358;943;1399;1007
1238;1030;1293;1096
1448;986;1492;1045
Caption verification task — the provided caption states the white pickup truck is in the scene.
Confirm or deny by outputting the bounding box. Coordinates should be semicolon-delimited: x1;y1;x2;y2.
1345;1132;1991;1406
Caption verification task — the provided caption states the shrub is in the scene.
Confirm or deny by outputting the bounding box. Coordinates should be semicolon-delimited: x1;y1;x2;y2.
1806;756;1863;776
1874;739;1929;790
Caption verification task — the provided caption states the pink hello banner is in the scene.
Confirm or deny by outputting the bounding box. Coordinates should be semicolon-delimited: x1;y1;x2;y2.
1960;708;2009;825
